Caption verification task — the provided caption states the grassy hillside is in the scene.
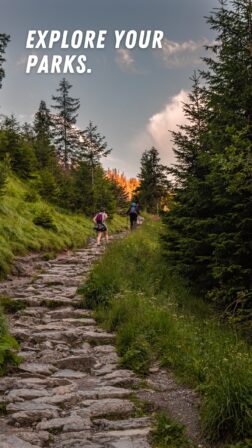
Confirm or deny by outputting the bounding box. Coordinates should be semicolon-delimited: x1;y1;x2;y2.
0;175;127;278
0;175;127;375
79;219;252;447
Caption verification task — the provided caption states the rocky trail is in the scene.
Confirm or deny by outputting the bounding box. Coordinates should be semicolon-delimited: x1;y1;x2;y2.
0;235;206;448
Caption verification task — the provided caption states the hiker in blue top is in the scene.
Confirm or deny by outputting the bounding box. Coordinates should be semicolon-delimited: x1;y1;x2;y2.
93;208;109;246
127;202;140;230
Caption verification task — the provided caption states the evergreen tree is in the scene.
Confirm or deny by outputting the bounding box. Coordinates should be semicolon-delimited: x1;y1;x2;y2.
163;74;214;288
0;33;10;89
0;115;36;178
163;0;252;318
34;100;56;169
80;121;111;187
137;147;169;213
51;78;80;169
72;163;115;216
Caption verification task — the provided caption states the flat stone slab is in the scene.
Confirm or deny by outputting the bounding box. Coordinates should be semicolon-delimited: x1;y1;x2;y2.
7;400;59;413
83;398;135;418
52;369;87;379
0;435;38;448
19;362;58;375
55;355;96;372
79;386;132;400
5;388;50;402
37;414;91;431
9;408;59;425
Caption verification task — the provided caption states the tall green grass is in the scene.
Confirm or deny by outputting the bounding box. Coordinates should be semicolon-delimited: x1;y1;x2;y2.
0;310;19;375
79;219;252;445
0;175;127;278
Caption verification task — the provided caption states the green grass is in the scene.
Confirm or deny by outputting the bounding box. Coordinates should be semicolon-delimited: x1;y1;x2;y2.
79;219;252;445
0;175;127;278
0;296;27;313
0;310;20;375
151;412;196;448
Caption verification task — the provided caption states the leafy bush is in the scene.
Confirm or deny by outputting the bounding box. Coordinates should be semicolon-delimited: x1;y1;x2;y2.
33;207;57;231
24;190;38;203
120;335;152;376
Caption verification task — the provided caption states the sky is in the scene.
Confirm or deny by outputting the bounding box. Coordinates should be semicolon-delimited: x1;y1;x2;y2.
0;0;219;177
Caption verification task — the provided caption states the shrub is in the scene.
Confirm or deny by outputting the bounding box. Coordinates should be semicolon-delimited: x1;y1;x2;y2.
33;207;57;231
24;190;38;203
120;336;152;376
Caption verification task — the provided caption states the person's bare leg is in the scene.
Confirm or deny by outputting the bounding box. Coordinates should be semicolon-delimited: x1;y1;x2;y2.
104;230;109;243
97;231;102;245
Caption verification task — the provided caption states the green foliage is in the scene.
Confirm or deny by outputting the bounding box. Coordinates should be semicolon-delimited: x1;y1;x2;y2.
33;206;57;231
162;0;252;321
0;162;6;198
151;412;195;448
0;175;127;278
120;335;152;376
0;310;19;375
80;220;252;444
51;78;80;168
137;147;169;213
24;190;39;203
0;296;26;313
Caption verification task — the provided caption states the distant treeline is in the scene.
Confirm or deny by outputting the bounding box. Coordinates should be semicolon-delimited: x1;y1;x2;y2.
0;74;136;216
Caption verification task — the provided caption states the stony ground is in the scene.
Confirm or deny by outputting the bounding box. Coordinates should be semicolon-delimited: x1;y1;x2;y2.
0;234;208;448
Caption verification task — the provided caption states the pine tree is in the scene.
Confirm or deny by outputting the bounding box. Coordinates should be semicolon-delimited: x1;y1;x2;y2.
0;33;10;89
51;78;80;169
162;74;214;288
80;121;111;187
162;0;252;318
34;100;56;169
0;115;37;178
137;147;169;213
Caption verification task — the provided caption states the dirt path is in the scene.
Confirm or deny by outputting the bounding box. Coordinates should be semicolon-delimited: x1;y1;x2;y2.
0;235;209;448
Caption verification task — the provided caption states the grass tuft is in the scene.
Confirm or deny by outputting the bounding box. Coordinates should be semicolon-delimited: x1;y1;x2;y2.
151;412;196;448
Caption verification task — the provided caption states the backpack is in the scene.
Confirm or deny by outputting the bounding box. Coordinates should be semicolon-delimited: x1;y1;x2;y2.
96;212;103;224
130;205;137;214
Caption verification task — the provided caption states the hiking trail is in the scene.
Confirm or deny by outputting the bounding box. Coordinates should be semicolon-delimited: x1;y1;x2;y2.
0;235;207;448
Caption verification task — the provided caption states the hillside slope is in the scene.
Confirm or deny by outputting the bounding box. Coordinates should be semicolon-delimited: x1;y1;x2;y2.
0;175;127;278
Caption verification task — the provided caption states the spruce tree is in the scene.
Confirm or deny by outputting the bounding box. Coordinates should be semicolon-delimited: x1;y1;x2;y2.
163;0;252;317
51;78;80;169
34;100;55;168
0;115;37;178
0;33;10;89
137;147;169;213
80;121;111;187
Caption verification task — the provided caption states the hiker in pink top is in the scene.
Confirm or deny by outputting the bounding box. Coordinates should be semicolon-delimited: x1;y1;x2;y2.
93;207;109;246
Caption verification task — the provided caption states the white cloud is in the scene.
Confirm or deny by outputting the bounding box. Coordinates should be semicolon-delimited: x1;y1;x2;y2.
129;90;189;168
160;38;213;67
116;48;136;73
